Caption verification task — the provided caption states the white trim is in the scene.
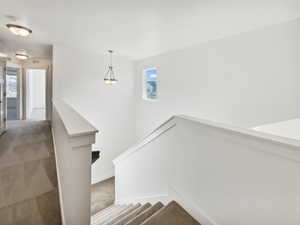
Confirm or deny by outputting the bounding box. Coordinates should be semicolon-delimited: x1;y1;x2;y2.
143;116;175;139
52;99;98;138
51;127;66;225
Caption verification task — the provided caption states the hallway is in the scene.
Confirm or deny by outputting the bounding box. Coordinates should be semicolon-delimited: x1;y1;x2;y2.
0;120;61;225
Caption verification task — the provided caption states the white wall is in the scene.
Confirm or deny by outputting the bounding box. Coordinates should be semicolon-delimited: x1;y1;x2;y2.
114;116;300;225
135;18;300;139
53;18;300;182
53;45;136;183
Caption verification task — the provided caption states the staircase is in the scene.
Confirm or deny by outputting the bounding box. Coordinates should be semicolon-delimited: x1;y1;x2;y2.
91;201;201;225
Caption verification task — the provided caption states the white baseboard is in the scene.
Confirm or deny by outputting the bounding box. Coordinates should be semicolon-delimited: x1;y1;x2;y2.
51;128;66;225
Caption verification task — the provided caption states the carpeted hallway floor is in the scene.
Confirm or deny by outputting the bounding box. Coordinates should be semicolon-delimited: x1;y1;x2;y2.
0;120;61;225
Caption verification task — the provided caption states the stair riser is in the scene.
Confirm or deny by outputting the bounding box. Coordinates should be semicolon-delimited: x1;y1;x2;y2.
92;201;200;225
92;206;130;225
124;202;164;225
92;206;123;222
113;203;152;225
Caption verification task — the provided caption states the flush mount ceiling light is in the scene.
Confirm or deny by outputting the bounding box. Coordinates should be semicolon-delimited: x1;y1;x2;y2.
104;50;118;84
16;52;29;60
0;52;8;58
6;24;32;37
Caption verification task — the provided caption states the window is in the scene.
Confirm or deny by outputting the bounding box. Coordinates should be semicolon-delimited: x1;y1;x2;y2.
6;71;18;98
143;68;157;100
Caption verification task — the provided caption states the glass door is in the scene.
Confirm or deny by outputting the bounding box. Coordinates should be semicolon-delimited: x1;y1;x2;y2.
6;67;19;120
0;60;6;135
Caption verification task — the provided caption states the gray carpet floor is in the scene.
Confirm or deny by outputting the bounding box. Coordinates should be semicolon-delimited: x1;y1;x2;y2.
91;177;115;216
0;120;62;225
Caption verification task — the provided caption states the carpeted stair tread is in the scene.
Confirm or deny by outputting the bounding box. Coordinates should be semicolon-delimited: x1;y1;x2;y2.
124;202;164;225
140;201;200;225
112;203;152;225
92;205;132;225
93;204;116;218
97;205;133;225
103;204;142;225
92;205;124;223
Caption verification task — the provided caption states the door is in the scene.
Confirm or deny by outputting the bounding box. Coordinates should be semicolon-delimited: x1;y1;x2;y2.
26;69;46;121
0;60;6;134
6;67;20;120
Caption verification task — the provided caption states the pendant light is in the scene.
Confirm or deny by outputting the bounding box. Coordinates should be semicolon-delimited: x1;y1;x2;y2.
6;24;32;37
104;50;118;84
16;51;29;60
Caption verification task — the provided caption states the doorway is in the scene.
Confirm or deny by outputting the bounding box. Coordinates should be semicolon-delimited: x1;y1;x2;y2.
26;69;46;121
6;67;20;120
